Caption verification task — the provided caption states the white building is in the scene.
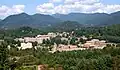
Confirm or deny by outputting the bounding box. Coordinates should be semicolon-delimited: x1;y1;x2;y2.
47;32;57;37
21;42;33;49
61;37;68;41
81;36;88;40
23;35;51;44
15;38;24;42
24;37;37;43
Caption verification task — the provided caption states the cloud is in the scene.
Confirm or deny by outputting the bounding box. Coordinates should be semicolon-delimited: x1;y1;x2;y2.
96;4;120;13
0;5;25;17
49;0;63;3
36;3;55;14
64;0;99;4
12;5;25;14
36;0;120;14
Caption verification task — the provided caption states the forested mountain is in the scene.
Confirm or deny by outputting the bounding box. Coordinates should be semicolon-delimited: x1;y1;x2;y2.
0;19;1;25
31;14;61;27
0;13;61;29
1;13;33;29
1;11;120;29
52;21;83;31
53;11;120;26
72;24;120;43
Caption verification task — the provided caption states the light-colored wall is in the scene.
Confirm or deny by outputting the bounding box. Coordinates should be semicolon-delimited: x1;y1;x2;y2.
84;39;106;48
21;43;33;49
24;36;50;44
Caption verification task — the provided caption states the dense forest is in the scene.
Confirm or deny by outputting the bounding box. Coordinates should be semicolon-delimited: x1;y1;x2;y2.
1;24;120;43
74;24;120;43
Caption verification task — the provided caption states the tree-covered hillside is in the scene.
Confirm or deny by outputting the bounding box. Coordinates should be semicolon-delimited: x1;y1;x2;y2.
0;13;61;29
73;24;120;43
53;11;120;26
52;21;83;31
1;11;120;29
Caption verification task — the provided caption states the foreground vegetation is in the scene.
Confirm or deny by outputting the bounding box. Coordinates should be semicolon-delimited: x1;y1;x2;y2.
0;41;120;70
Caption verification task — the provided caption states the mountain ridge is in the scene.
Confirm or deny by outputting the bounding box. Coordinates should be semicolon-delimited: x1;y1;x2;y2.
0;13;61;29
52;11;120;26
1;11;120;29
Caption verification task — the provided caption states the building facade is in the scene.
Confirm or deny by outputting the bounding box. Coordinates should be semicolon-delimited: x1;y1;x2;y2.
83;39;106;49
21;42;33;49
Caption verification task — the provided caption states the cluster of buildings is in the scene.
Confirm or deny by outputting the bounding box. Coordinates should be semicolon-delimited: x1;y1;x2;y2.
16;33;56;43
50;39;106;53
15;32;71;49
14;32;107;52
15;33;57;49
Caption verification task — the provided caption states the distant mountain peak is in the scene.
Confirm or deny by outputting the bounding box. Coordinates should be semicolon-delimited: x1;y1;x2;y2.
33;13;44;16
32;13;53;17
19;12;28;15
10;12;29;17
15;13;30;17
0;13;61;29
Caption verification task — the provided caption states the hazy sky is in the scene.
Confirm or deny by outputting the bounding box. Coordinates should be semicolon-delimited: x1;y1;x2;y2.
0;0;120;18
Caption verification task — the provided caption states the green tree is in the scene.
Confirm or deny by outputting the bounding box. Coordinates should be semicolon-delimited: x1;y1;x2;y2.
112;55;120;70
70;37;76;45
0;42;9;70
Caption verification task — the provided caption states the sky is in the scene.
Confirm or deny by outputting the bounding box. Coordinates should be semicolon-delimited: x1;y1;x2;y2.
0;0;120;18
